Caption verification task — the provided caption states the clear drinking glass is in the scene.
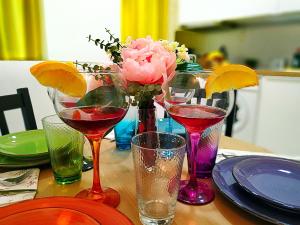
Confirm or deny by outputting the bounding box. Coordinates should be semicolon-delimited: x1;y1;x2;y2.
132;132;186;225
42;115;84;184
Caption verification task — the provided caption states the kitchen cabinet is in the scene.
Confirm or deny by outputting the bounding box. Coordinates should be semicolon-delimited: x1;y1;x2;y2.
233;86;260;144
179;0;278;26
278;0;300;13
233;75;300;156
255;76;300;156
179;0;300;27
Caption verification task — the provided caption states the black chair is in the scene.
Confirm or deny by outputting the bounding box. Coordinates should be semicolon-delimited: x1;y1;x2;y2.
163;87;237;137
193;88;237;137
0;88;37;135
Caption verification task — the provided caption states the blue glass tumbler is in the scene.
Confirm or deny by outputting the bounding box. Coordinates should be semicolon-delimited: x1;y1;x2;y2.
114;106;137;150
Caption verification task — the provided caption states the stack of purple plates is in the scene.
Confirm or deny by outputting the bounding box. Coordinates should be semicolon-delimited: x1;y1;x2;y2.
212;156;300;224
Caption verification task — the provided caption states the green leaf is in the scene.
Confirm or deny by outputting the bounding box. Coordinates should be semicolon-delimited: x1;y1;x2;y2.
95;39;100;46
77;86;126;107
93;65;99;71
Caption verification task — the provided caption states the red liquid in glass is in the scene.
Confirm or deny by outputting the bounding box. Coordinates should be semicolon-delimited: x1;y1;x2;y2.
59;106;126;207
59;106;126;138
169;104;226;205
168;105;226;133
60;101;77;108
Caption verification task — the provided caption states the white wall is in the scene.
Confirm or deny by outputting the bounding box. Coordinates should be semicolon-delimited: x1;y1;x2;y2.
43;0;120;62
0;61;55;134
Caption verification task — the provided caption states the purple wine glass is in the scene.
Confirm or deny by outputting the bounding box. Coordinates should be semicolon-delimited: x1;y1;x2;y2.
165;72;233;205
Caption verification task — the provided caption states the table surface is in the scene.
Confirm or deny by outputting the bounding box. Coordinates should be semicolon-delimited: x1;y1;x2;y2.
37;136;271;225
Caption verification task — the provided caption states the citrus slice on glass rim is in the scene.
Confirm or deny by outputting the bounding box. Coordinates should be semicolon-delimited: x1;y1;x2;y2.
30;61;87;98
205;64;259;98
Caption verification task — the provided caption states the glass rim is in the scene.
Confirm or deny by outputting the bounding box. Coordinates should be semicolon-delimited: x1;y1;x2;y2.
175;70;211;77
131;131;186;152
164;103;228;112
41;114;64;124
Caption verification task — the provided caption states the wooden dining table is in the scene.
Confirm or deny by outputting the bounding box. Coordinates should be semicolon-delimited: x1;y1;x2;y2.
37;136;271;225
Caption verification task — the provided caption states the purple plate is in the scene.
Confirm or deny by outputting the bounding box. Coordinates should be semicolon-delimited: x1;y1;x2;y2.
233;157;300;212
212;156;300;225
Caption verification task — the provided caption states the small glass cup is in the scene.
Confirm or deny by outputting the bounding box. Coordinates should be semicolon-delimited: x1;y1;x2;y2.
114;106;137;150
132;132;186;225
158;117;186;138
42;115;84;184
187;121;224;179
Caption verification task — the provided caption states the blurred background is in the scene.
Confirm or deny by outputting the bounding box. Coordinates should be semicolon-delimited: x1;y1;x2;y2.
0;0;300;156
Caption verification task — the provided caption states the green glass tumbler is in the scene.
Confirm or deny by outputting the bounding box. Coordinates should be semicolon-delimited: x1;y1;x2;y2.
42;115;84;184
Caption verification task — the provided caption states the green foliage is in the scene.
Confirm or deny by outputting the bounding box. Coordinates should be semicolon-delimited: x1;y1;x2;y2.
74;61;108;73
87;29;122;64
127;82;162;107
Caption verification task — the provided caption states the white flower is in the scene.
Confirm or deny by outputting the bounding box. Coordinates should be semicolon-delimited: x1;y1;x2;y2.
177;44;188;53
169;41;179;51
177;51;190;62
160;40;179;52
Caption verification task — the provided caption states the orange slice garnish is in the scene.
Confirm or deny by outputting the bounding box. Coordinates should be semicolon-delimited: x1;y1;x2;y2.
30;61;87;98
205;64;259;98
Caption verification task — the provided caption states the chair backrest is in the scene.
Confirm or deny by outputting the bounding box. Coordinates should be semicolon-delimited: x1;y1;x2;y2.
164;87;237;137
193;88;237;137
0;88;37;135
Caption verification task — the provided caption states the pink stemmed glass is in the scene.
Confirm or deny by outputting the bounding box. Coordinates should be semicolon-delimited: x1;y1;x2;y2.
164;71;231;205
49;69;130;207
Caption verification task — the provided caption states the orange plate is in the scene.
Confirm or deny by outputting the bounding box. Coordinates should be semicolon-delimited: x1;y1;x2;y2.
0;197;134;225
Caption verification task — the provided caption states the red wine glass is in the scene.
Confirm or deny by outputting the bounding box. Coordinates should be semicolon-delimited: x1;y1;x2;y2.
164;71;232;205
50;69;130;207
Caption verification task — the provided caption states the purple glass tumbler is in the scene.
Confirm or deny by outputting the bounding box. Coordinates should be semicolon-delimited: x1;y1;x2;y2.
187;121;224;179
178;121;224;205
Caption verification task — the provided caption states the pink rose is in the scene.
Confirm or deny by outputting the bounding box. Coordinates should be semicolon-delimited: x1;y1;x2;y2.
120;37;176;85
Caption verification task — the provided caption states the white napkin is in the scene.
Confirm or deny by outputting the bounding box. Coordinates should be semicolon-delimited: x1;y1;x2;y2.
0;168;40;207
216;148;300;163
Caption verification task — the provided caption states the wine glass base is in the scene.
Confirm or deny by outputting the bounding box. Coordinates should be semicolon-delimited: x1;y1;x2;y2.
177;180;215;205
76;187;120;208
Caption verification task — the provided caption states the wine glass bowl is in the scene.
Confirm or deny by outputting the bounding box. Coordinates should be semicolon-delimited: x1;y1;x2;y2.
50;70;130;207
164;71;232;205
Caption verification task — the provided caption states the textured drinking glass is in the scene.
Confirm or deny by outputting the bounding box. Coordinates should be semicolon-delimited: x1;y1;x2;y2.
114;106;137;150
187;121;224;178
132;132;186;225
42;115;84;184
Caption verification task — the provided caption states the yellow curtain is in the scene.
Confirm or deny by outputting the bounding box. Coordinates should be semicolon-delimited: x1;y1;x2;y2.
121;0;169;42
0;0;45;60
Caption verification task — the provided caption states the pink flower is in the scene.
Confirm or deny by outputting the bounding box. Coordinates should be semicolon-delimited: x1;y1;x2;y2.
120;37;176;85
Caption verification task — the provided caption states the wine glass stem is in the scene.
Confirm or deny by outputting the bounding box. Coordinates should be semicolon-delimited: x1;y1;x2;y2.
88;137;103;193
188;132;201;186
